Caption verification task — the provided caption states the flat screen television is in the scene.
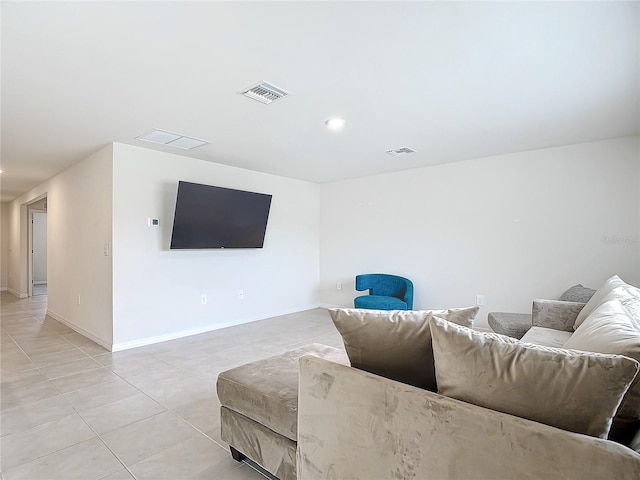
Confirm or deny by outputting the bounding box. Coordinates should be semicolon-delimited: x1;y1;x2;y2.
170;181;272;249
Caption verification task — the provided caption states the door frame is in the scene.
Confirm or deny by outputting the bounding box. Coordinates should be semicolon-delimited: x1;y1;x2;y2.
27;203;47;297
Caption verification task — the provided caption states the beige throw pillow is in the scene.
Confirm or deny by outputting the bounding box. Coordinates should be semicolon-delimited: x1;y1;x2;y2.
574;275;640;330
329;307;478;390
564;299;640;443
430;317;639;438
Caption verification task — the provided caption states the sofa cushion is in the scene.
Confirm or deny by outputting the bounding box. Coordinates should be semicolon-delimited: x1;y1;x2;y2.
559;284;596;303
216;343;348;441
329;307;478;390
487;312;532;339
564;299;640;443
520;326;573;348
430;317;639;439
353;295;407;310
574;275;640;330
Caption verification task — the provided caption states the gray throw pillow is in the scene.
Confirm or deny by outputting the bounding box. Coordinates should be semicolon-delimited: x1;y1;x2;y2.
559;284;596;303
329;307;479;391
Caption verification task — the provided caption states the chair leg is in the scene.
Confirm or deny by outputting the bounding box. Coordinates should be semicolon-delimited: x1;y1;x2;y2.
230;446;246;462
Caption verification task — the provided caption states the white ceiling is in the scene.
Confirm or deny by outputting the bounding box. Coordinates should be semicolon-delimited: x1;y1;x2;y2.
2;1;639;203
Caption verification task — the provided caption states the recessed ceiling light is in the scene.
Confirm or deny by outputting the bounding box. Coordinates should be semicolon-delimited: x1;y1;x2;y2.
136;129;209;150
325;118;346;129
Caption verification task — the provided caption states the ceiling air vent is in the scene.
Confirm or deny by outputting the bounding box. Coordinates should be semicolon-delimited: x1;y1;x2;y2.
386;147;416;156
241;81;290;104
136;129;209;150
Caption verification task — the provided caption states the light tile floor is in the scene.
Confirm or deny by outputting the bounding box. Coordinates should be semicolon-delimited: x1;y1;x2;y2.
0;292;345;480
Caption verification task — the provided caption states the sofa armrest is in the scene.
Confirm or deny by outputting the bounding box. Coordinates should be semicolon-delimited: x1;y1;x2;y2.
298;356;640;480
532;299;586;331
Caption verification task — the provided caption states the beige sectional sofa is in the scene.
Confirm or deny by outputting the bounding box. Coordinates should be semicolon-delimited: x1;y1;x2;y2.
219;275;640;479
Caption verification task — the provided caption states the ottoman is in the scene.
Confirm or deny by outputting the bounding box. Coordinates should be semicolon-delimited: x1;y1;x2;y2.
216;343;349;480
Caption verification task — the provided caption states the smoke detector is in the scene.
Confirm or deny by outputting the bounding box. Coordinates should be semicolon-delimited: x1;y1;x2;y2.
241;81;290;104
136;129;209;150
386;147;416;156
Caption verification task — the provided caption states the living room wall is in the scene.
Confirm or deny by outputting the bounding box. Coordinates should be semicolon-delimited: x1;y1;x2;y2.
319;136;640;328
5;145;114;344
111;143;320;349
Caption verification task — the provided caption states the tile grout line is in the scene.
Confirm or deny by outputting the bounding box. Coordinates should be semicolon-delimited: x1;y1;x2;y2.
89;350;245;464
3;349;129;477
1;330;104;474
56;357;219;478
1;313;138;478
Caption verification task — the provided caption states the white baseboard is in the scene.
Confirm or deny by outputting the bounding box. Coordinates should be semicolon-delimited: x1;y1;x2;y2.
319;302;349;309
46;309;112;352
112;303;321;352
9;288;27;299
111;324;235;352
45;304;324;353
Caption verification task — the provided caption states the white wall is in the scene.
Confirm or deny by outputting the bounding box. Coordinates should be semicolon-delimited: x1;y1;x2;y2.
319;137;640;328
0;202;10;290
7;145;114;345
111;143;320;349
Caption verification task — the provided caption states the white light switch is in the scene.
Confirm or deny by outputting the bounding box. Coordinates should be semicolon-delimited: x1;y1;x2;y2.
104;243;110;256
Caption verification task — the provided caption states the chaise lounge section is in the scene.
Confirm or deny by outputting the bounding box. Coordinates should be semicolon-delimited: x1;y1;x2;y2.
216;343;348;480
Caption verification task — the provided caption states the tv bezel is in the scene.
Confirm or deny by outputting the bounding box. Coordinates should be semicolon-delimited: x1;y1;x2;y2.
169;181;273;250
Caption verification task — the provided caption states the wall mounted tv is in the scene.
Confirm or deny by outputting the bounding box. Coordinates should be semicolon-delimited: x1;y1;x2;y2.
170;181;273;249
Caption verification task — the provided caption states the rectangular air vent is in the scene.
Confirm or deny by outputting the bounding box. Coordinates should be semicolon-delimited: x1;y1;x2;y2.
241;81;290;104
386;147;416;156
136;129;209;150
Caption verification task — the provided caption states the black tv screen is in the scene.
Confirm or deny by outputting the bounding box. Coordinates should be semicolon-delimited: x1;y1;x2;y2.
170;181;272;249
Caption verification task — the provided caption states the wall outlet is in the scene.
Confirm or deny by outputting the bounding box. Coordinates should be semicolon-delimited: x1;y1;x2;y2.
337;281;342;291
476;294;485;306
201;294;207;305
237;289;244;299
77;295;81;306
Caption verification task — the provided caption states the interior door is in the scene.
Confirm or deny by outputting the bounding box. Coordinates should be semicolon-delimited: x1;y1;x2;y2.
31;211;47;295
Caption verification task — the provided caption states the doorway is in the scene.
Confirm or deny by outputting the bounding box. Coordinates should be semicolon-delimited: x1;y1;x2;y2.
28;198;47;297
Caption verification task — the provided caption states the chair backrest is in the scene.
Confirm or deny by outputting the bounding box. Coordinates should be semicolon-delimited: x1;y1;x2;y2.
355;274;414;308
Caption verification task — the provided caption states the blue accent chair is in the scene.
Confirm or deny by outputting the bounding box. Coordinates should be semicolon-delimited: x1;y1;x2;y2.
354;274;414;310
